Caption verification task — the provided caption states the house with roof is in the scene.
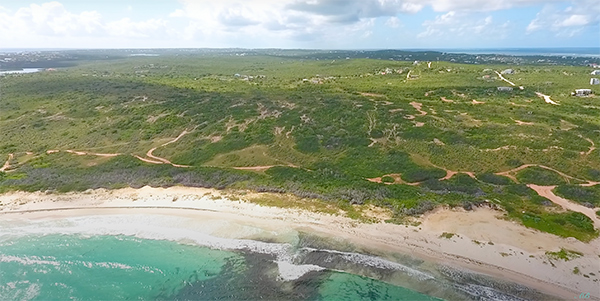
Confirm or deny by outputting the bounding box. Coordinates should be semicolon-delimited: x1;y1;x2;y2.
591;78;600;85
591;70;600;75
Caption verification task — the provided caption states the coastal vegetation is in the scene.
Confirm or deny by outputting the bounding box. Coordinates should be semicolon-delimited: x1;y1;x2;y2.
0;49;598;241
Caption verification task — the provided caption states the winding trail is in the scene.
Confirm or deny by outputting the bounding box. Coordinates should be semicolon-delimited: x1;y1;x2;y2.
0;154;13;172
580;136;596;156
495;164;586;184
142;130;192;168
65;150;120;157
367;174;420;186
528;185;600;229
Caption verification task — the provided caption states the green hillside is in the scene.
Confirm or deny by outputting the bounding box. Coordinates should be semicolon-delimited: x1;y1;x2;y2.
1;51;599;241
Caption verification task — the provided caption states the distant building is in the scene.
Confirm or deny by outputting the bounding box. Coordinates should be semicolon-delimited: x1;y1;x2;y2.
591;70;600;75
591;78;600;85
574;89;592;96
497;87;513;92
501;69;514;75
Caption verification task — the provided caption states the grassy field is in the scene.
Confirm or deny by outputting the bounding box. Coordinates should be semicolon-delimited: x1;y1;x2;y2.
0;50;599;241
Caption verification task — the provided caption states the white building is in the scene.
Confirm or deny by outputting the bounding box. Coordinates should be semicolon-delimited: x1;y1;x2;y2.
591;78;600;85
591;70;600;75
575;89;592;96
501;69;514;75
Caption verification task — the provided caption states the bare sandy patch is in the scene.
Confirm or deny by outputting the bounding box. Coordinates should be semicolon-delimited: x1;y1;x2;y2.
535;92;559;105
472;99;485;104
360;92;385;98
0;154;13;172
410;102;427;116
514;120;534;125
414;122;425;127
440;97;454;103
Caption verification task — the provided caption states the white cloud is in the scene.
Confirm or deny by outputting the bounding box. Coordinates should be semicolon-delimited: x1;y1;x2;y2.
385;17;401;28
417;12;508;40
106;18;170;38
0;0;596;48
527;1;599;37
0;1;174;47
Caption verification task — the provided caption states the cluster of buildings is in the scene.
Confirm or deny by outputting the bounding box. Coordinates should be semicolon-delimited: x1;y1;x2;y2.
573;70;600;97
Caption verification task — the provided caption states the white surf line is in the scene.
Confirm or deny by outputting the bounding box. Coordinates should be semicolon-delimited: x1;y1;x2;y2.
0;153;13;172
494;71;516;86
535;92;559;105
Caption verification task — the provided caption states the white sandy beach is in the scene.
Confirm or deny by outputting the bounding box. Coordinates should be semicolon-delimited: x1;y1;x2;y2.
0;186;599;300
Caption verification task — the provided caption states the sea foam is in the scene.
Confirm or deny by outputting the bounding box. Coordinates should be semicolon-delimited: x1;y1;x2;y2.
0;214;432;282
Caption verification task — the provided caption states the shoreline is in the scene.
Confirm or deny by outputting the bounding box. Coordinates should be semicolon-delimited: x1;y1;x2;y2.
1;186;599;300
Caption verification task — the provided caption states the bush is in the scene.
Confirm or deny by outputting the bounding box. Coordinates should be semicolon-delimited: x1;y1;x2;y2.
554;185;600;207
295;135;320;153
478;173;513;185
516;167;566;185
381;176;394;183
401;168;446;183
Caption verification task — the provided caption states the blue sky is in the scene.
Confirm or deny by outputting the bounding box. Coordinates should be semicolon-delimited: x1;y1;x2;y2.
0;0;598;49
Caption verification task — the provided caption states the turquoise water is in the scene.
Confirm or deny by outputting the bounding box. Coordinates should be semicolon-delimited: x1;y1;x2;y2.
0;235;237;300
0;234;439;300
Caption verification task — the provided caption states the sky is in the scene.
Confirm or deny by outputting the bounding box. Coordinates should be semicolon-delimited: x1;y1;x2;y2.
0;0;598;49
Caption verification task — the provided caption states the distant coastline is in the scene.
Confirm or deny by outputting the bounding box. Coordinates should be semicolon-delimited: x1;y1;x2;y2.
2;47;599;58
412;47;600;58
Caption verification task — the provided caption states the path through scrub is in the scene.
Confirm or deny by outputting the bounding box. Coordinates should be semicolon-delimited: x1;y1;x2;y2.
529;184;600;230
0;154;13;172
535;92;559;105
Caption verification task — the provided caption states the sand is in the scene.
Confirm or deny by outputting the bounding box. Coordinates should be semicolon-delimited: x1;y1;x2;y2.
0;186;599;299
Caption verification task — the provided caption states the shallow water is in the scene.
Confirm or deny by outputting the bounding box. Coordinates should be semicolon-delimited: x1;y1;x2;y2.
0;214;553;300
0;234;440;300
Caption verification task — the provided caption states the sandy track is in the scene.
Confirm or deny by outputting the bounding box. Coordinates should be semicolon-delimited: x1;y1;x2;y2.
535;92;559;105
495;71;516;86
529;184;600;230
495;164;586;184
0;154;13;172
367;174;420;186
580;136;596;156
138;130;192;168
65;150;121;157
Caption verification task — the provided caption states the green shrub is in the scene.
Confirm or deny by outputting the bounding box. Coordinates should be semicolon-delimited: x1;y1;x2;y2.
381;176;394;183
516;167;566;185
478;173;513;185
554;185;600;207
401;168;446;183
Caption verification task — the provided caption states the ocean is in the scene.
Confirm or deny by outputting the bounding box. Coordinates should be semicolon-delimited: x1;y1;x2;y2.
0;213;551;300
